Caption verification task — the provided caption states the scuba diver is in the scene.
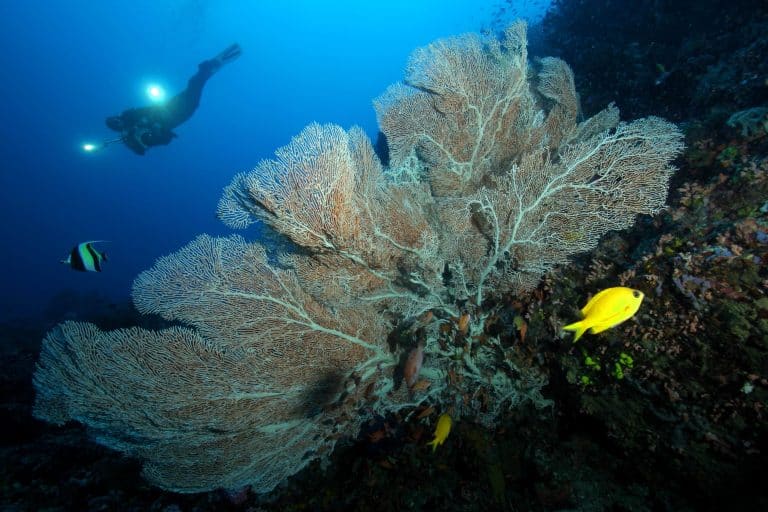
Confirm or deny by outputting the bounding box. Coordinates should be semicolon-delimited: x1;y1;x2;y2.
105;43;241;155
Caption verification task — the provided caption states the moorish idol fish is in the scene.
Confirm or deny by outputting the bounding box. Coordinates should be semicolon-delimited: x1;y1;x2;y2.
61;241;109;272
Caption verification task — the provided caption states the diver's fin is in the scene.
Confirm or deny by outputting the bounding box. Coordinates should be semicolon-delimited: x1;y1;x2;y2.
217;43;242;64
201;43;242;74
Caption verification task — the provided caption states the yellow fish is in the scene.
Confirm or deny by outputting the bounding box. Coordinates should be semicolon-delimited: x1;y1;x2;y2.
427;413;452;452
563;287;644;342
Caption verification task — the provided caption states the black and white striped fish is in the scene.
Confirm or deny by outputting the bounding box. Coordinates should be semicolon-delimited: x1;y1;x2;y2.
61;241;109;272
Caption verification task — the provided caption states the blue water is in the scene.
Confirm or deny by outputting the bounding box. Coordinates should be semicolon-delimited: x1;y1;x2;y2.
0;0;550;322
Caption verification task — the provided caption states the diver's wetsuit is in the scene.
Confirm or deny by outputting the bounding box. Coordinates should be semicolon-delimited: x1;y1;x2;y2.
106;45;239;155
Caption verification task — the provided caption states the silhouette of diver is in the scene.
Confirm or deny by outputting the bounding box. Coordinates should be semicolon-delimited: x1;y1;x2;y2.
106;44;241;155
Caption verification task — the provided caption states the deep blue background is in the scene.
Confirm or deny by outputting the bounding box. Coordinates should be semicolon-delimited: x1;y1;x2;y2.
0;1;550;323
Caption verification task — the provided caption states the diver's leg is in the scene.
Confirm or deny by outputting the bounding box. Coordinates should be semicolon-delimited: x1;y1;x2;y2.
162;70;211;127
163;44;241;128
201;43;242;74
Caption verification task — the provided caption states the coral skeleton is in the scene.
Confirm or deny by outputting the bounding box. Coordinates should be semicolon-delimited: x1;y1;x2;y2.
33;22;682;494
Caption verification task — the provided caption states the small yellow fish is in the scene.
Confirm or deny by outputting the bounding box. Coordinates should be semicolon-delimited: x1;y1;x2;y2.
563;287;644;342
427;413;452;452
